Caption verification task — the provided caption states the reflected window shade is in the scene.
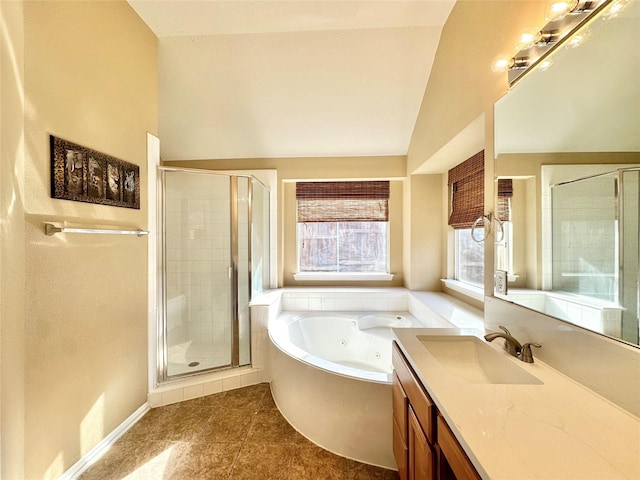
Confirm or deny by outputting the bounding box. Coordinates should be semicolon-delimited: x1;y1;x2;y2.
448;151;484;229
296;181;389;222
497;179;513;222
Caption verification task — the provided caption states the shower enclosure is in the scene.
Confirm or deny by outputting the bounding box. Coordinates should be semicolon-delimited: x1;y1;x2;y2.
551;168;639;344
158;167;270;380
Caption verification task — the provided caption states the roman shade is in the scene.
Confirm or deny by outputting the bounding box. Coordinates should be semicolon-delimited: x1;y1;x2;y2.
496;178;513;222
296;181;389;222
448;151;484;229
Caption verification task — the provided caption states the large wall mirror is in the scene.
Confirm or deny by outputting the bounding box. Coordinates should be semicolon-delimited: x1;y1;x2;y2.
493;0;640;346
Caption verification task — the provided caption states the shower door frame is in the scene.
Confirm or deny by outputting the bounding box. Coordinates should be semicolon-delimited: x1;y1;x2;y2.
549;167;640;345
157;166;258;383
550;167;640;304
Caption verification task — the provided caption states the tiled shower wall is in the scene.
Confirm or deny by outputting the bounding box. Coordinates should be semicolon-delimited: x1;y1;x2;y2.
165;172;232;370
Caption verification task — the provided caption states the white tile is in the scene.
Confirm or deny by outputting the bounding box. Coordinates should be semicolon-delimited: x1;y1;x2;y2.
308;294;323;310
294;296;310;310
581;307;602;331
203;379;223;396
161;388;184;406
184;384;204;401
240;370;260;387
282;297;295;310
566;303;583;325
222;374;243;391
148;392;163;408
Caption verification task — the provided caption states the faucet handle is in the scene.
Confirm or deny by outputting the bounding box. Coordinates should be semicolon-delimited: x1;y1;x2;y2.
520;343;541;363
498;325;512;336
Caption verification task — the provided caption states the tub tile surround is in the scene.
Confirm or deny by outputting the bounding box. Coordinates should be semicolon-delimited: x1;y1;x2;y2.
256;287;484;329
394;327;640;479
497;289;624;338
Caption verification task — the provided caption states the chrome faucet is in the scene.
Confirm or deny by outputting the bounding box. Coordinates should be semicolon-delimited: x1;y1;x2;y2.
484;326;522;358
484;326;541;363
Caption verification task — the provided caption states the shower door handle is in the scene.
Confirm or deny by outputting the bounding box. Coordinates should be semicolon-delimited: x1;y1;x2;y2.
228;266;234;279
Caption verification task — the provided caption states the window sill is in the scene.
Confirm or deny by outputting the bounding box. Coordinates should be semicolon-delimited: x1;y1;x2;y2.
293;272;395;282
441;279;484;303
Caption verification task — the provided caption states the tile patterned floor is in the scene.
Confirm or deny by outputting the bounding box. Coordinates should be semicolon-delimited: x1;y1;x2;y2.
80;383;399;480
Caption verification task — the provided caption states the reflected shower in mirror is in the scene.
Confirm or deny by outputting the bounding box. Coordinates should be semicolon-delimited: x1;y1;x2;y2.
493;0;640;346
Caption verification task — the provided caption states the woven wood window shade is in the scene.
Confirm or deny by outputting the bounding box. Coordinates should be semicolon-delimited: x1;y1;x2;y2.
496;179;513;222
448;151;484;229
296;181;390;222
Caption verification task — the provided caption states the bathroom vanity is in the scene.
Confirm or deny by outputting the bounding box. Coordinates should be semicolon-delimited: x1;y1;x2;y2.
392;328;640;479
393;341;480;480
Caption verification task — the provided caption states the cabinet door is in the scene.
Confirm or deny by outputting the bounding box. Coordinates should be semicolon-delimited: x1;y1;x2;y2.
437;415;481;480
408;406;435;480
393;343;435;443
394;416;409;480
393;372;409;480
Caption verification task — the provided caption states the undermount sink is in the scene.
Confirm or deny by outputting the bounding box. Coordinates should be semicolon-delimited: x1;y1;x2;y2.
417;335;543;385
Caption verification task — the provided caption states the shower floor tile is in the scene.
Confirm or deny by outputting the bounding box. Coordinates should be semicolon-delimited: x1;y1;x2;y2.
80;383;399;480
167;338;232;376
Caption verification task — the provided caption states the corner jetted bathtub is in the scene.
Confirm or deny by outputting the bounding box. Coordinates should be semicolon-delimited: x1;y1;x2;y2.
269;310;452;469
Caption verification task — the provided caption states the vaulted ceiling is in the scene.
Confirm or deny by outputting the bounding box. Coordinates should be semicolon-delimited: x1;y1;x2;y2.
128;1;456;161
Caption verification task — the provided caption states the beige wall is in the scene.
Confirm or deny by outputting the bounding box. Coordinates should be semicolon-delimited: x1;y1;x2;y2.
407;1;547;173
1;2;27;478
406;1;548;298
166;2;555;297
1;2;157;478
403;174;442;290
164;156;406;287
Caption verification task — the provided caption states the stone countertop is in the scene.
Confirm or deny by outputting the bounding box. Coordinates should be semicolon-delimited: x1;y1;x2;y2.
393;328;640;480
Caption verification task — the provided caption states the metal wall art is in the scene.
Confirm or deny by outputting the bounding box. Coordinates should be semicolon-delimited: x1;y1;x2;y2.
50;135;140;209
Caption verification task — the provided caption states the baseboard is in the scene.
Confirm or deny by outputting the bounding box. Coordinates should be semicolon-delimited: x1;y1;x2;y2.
59;402;150;480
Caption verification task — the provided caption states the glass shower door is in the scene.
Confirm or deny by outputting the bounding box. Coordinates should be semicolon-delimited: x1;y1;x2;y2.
551;173;618;302
621;169;640;344
236;177;251;367
162;169;233;377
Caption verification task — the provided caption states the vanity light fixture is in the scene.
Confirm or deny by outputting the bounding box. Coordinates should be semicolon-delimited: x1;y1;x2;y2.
493;0;616;85
491;56;530;73
517;28;563;51
545;0;600;22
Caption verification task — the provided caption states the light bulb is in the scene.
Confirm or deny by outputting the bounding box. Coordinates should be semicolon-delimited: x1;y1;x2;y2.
491;54;513;73
516;28;539;50
545;0;578;21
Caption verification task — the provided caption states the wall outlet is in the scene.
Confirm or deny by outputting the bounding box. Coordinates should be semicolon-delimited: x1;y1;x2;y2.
495;270;508;295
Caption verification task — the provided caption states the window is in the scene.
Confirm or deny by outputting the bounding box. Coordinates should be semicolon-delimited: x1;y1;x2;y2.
296;181;389;274
495;221;513;273
448;151;484;287
495;178;513;273
455;228;484;286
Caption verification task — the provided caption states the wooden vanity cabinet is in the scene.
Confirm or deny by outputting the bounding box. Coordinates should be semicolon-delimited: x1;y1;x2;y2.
392;341;481;480
436;414;481;480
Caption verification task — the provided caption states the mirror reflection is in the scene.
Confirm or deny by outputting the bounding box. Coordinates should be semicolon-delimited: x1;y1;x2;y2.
493;0;640;346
